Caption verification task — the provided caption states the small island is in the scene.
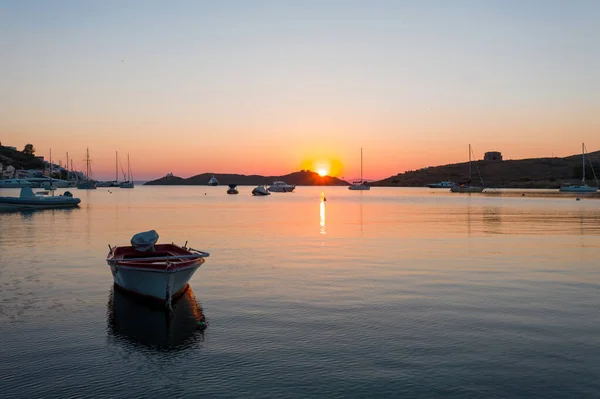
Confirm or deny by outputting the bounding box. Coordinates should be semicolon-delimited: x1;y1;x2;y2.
144;170;350;186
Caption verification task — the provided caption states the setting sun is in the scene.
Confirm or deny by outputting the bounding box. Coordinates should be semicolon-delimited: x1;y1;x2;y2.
301;159;340;178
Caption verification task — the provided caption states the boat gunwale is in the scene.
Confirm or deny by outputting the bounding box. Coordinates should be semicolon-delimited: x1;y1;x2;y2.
106;243;209;271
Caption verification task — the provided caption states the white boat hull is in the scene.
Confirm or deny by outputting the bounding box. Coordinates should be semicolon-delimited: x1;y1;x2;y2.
0;188;81;211
426;182;454;188
450;185;484;193
559;185;598;193
348;184;370;190
109;264;200;302
268;186;295;192
0;201;80;212
0;180;34;188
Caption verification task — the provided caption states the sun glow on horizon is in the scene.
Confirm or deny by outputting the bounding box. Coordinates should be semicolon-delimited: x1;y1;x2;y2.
302;158;340;178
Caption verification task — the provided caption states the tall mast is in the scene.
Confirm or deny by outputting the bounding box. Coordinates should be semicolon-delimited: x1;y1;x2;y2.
116;151;118;182
582;142;586;185
49;148;52;180
468;144;472;180
66;152;69;177
360;148;363;182
86;147;90;180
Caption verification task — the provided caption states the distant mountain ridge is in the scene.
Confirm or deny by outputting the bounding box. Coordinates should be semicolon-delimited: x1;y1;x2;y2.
373;150;600;188
144;170;350;186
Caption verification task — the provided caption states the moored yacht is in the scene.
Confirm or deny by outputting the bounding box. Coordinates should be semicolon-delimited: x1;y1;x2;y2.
450;145;485;193
77;148;97;190
227;184;239;194
348;148;371;191
119;154;134;188
559;143;598;193
0;187;81;211
0;178;34;188
26;177;74;188
252;186;270;196
208;175;219;186
268;181;295;192
426;181;455;189
97;180;119;187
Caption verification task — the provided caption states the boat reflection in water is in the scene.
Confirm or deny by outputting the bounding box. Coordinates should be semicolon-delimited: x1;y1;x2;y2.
107;284;207;351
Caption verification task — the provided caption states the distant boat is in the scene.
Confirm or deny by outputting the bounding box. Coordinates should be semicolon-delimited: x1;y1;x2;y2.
208;175;219;186
559;143;598;193
0;187;81;212
252;186;270;196
119;154;134;188
227;184;239;194
426;181;455;189
268;181;295;192
348;148;371;191
0;178;34;188
97;181;119;187
77;148;97;190
450;144;484;193
98;151;120;187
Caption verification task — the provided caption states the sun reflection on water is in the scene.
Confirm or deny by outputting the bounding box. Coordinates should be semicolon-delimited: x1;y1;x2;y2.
320;197;326;235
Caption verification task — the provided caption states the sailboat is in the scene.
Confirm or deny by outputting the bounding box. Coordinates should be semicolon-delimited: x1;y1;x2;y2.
119;154;134;188
450;144;484;193
559;143;598;193
97;152;120;187
348;148;371;190
77;148;97;189
40;148;57;191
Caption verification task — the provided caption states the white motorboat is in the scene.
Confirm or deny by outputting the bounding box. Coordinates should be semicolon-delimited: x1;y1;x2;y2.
97;180;119;187
559;143;598;193
208;175;219;186
25;177;73;188
451;144;485;193
0;178;34;188
348;148;371;190
268;181;295;192
426;181;455;189
106;231;210;308
252;186;270;196
0;187;81;211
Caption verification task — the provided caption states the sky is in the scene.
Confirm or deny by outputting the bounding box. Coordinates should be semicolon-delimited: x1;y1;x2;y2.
1;0;600;181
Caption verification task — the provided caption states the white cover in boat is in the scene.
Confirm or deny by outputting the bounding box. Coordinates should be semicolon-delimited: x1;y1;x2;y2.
131;230;159;252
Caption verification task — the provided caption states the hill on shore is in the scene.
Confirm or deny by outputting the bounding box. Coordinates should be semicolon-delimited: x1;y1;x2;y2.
144;170;349;186
0;145;44;170
373;150;600;188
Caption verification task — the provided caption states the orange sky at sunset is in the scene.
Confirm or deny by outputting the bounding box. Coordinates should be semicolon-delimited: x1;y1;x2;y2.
2;2;600;181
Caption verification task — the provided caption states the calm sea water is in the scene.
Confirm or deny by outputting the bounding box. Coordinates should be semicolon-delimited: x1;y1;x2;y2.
1;186;600;398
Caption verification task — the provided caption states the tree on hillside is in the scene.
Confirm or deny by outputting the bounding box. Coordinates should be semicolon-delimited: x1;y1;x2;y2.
22;144;35;155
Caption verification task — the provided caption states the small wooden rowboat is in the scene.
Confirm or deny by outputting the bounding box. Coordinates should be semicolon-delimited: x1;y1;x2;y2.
107;231;209;308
